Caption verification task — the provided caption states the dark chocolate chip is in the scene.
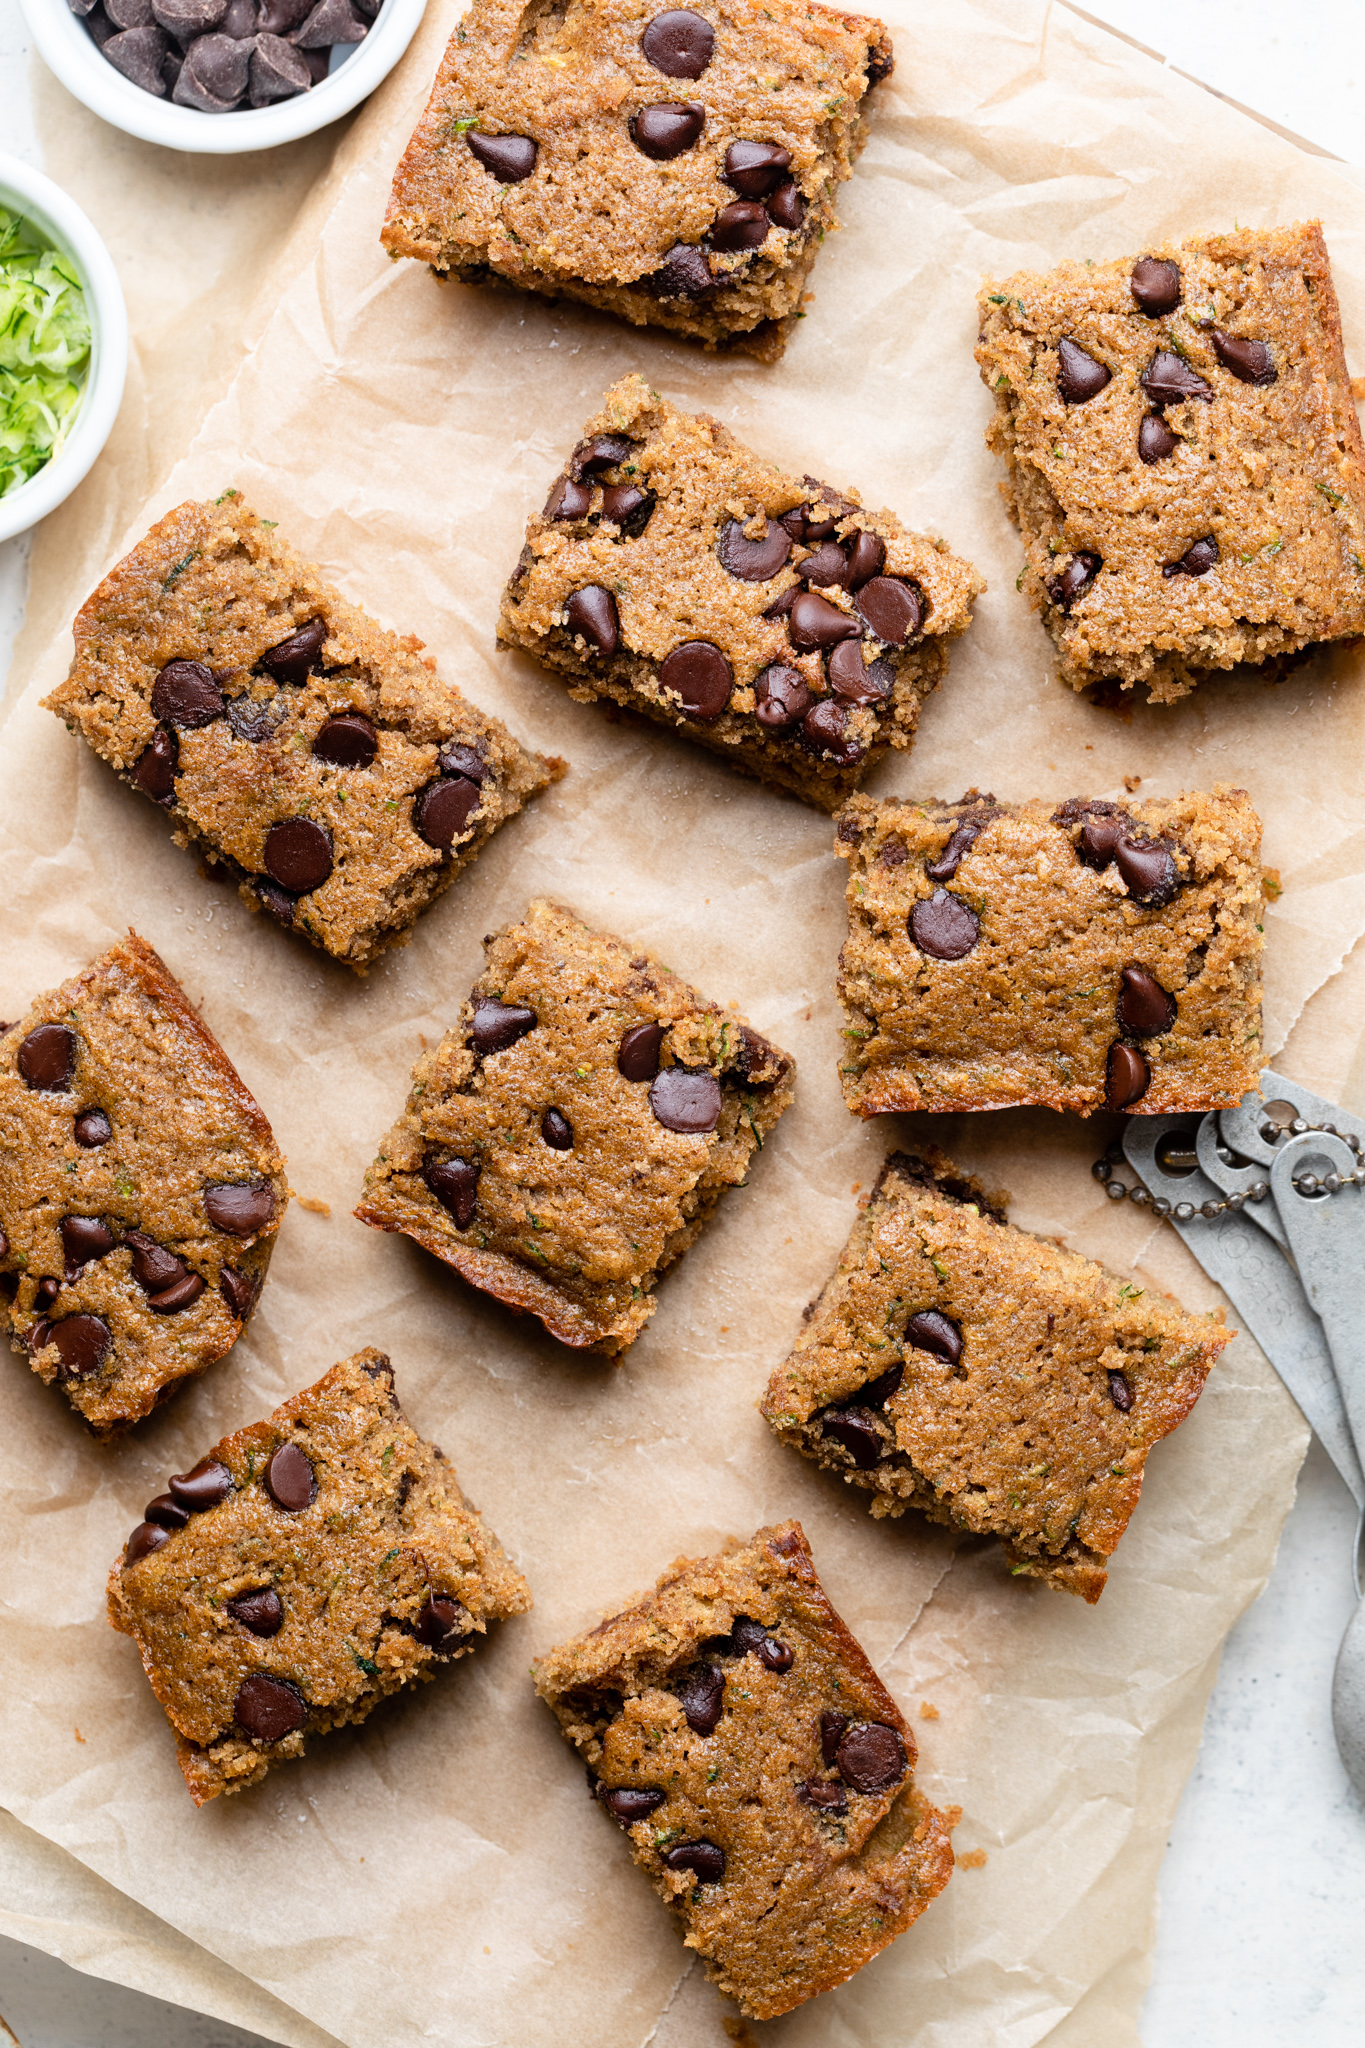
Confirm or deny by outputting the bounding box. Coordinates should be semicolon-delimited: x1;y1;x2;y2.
820;1407;883;1466
105;25;171;91
18;1024;76;1092
659;641;733;721
125;1521;169;1566
598;1785;666;1824
796;542;849;588
1073;807;1130;868
630;100;705;159
439;743;490;783
600;484;655;536
234;1673;308;1741
910;888;980;961
1105;1041;1151;1111
926;810;993;883
758;1636;793;1672
49;1314;112;1380
204;1180;276;1236
677;1660;725;1734
1117;964;1176;1037
132;726;179;803
221;0;259;34
108;0;157;25
292;0;365;43
753;664;812;732
1212;329;1276;385
61;1215;116;1281
789;591;861;650
855;576;922;645
766;179;805;230
86;6;118;45
414;1596;469;1647
835;1721;907;1794
414;776;481;850
862;1361;905;1407
468;130;537;181
722;140;790;195
799;1777;848;1813
866;37;893;82
564;585;620;657
905;1308;963;1366
820;1709;849;1765
226;695;285;743
762;584;799;621
1140;349;1213;408
149;0;220;27
1115;835;1178;906
709;200;770;251
144;1492;190;1529
661;1840;725;1881
1138;411;1178;463
1057;337;1111;404
844;529;885;588
1130;256;1181;316
649;1066;722;1134
256;0;308;25
645;243;714;299
248;31;310;105
789;477;854;542
570;434;635;480
259;618;325;684
827;640;892;704
149;1270;205;1314
640;8;713;78
541;1107;573;1149
228;1588;285;1636
265;1441;317;1513
151;660;223;728
254;878;297;928
1046;551;1100;612
800;698;864;763
424;1156;480;1228
27;1315;52;1350
312;713;377;767
1108;1369;1134;1412
169;1458;233;1511
74;1108;113;1148
219;1266;256;1318
1163;535;1219;578
34;1278;59;1311
471;996;537;1054
730;1615;767;1654
172;31;250;108
717;515;790;581
618;1022;664;1080
545;475;592;520
264;817;333;894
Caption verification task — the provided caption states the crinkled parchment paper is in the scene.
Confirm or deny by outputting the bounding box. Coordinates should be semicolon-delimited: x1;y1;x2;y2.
8;0;1365;2040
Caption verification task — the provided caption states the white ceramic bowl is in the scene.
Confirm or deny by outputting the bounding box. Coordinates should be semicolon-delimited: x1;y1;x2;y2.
19;0;428;155
0;155;128;545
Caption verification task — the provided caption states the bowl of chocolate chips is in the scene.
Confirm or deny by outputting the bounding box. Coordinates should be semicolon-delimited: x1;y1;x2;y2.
20;0;426;150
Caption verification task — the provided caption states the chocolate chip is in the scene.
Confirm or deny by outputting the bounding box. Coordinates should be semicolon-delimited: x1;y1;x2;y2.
545;476;592;520
234;1673;308;1741
226;696;285;743
221;0;259;27
753;664;812;732
108;0;157;25
27;1315;51;1351
730;1615;767;1654
835;1721;907;1794
600;484;655;535
677;1661;725;1734
144;1492;190;1529
759;1636;793;1672
659;641;733;722
292;0;365;44
74;1108;112;1148
1163;535;1219;578
722;140;790;195
265;1441;317;1513
862;1361;904;1407
1046;551;1100;612
910;888;980;961
645;243;714;299
150;0;222;28
796;542;849;588
202;1182;276;1241
169;1458;233;1511
259;618;325;684
1115;835;1178;906
151;660;223;728
799;1777;848;1814
827;641;892;704
766;180;805;230
717;516;790;581
1130;256;1181;316
439;744;490;783
1140;349;1213;408
414;776;481;850
264;817;333;894
248;31;311;104
649;1066;722;1134
541;1107;573;1149
49;1314;112;1380
149;1270;206;1314
255;879;297;928
844;529;885;588
18;1024;76;1092
132;726;179;803
662;1839;725;1880
630;100;705;158
125;1521;169;1565
599;1785;666;1823
61;1216;116;1280
763;585;799;621
821;1408;883;1466
641;9;713;77
1105;1041;1151;1111
926;811;993;882
105;25;171;92
820;1710;849;1764
414;1596;468;1647
618;1022;663;1080
800;698;864;763
312;714;377;767
709;200;770;251
172;31;250;108
86;6;118;45
228;1588;284;1637
1057;338;1111;403
424;1156;479;1228
905;1308;963;1365
789;477;854;541
34;1278;59;1311
1117;964;1176;1037
1108;1369;1134;1412
1074;808;1130;868
471;996;537;1054
564;585;620;658
467;130;537;181
789;591;861;650
256;0;308;25
855;576;922;645
220;1266;255;1317
867;36;894;81
570;434;635;480
1138;411;1178;463
1212;329;1276;385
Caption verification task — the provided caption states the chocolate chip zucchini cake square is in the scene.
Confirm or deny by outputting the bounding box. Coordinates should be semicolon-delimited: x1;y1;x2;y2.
383;0;893;358
835;786;1264;1117
975;222;1365;703
356;898;794;1354
44;494;562;971
0;935;287;1438
499;375;982;810
533;1519;952;2019
761;1154;1230;1602
109;1349;531;1803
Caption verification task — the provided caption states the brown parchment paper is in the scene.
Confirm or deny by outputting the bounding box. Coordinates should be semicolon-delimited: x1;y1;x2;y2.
10;0;1365;2039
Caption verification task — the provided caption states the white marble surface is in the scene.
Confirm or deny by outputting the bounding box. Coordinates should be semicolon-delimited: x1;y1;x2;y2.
2;3;1364;2043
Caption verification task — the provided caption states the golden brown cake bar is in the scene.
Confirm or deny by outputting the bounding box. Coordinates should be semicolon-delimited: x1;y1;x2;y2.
761;1153;1231;1601
109;1350;531;1802
533;1519;953;2018
975;222;1365;702
0;934;287;1437
356;898;794;1354
835;786;1264;1117
45;494;562;971
499;375;982;810
383;0;893;358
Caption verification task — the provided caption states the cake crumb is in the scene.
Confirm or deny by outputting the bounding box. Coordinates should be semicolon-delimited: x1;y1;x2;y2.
296;1195;331;1216
1123;773;1141;791
920;1700;939;1719
959;1848;989;1869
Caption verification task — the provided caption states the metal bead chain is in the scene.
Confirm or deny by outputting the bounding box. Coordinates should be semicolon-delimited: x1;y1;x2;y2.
1092;1119;1365;1221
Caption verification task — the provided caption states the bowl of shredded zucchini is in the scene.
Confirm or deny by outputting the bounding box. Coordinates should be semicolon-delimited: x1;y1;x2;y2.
0;155;127;542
